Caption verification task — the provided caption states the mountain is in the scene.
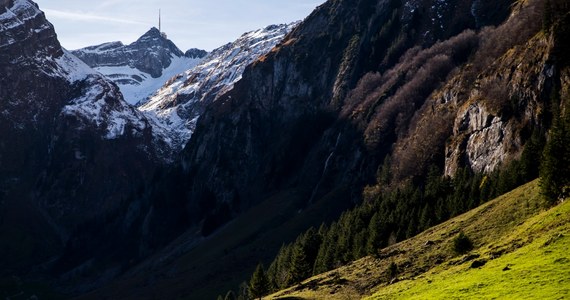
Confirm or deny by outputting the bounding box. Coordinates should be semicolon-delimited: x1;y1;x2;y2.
78;0;568;298
0;1;302;295
2;0;569;299
0;0;166;284
140;23;298;151
72;28;207;105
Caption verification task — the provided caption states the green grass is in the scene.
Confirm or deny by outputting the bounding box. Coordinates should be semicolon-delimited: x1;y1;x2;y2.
367;196;570;299
267;180;570;300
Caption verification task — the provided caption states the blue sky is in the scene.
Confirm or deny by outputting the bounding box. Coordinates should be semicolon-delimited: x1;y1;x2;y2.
34;0;326;51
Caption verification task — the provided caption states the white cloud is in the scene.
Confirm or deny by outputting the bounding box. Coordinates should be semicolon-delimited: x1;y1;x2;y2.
36;0;326;51
43;8;150;25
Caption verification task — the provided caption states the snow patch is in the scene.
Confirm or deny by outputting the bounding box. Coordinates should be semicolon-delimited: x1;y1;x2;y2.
0;0;42;31
100;55;202;105
62;75;148;140
55;50;96;83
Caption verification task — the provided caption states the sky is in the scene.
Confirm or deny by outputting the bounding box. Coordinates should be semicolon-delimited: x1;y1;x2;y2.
34;0;326;52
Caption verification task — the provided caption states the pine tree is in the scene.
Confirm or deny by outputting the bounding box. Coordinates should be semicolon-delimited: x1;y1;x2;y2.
541;97;570;202
237;281;249;300
267;244;291;290
224;290;236;300
366;212;384;255
543;0;554;32
313;223;338;274
289;239;312;284
249;264;269;300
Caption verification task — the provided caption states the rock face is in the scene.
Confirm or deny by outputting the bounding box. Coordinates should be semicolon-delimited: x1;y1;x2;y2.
72;28;206;105
185;48;208;58
140;23;298;151
443;31;556;176
178;0;520;220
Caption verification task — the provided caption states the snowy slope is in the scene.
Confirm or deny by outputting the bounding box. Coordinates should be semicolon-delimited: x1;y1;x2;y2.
57;51;148;139
72;28;206;105
93;55;201;106
139;22;299;151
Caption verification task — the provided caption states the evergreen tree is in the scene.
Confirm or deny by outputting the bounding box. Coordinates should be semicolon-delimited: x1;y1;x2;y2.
313;223;337;274
237;281;249;300
224;290;237;300
543;0;553;32
289;239;312;284
366;212;384;255
379;155;392;185
249;263;270;299
267;244;292;290
541;97;570;202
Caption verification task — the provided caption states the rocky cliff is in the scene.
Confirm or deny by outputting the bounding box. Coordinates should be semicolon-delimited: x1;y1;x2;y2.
180;0;521;224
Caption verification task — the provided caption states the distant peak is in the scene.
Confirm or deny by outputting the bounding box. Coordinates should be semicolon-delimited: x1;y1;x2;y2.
143;27;162;37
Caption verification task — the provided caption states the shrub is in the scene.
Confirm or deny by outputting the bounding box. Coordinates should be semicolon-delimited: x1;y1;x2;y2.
452;231;473;254
388;261;399;279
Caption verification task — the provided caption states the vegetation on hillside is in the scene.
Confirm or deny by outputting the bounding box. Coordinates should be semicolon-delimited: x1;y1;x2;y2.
366;188;570;299
265;180;568;299
217;152;541;298
217;1;570;297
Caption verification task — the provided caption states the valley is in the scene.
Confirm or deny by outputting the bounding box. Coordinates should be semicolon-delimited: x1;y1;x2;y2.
0;0;568;299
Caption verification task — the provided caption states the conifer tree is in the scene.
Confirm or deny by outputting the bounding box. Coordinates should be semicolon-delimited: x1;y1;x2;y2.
366;212;383;255
289;240;312;284
249;264;269;300
541;96;570;202
224;290;236;300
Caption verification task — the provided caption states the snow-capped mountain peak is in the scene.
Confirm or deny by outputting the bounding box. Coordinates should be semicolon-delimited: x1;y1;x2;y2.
139;22;299;151
72;28;207;105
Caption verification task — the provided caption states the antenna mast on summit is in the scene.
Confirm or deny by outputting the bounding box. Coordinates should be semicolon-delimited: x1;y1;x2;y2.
159;8;167;38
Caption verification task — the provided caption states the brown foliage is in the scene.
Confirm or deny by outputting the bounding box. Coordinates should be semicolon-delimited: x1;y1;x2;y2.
342;30;478;150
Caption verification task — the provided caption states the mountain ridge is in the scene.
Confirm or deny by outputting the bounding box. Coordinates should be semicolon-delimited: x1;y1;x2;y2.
139;22;299;152
72;27;207;105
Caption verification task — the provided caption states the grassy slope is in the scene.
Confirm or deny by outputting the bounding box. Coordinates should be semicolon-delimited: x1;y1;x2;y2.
267;180;570;299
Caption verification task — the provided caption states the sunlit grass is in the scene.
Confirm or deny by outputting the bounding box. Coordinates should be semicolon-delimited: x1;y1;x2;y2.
367;198;570;300
267;181;569;300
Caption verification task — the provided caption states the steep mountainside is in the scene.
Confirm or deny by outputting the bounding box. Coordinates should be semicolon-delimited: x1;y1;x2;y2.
140;23;298;151
86;0;567;298
0;0;164;282
72;28;206;105
181;0;525;234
